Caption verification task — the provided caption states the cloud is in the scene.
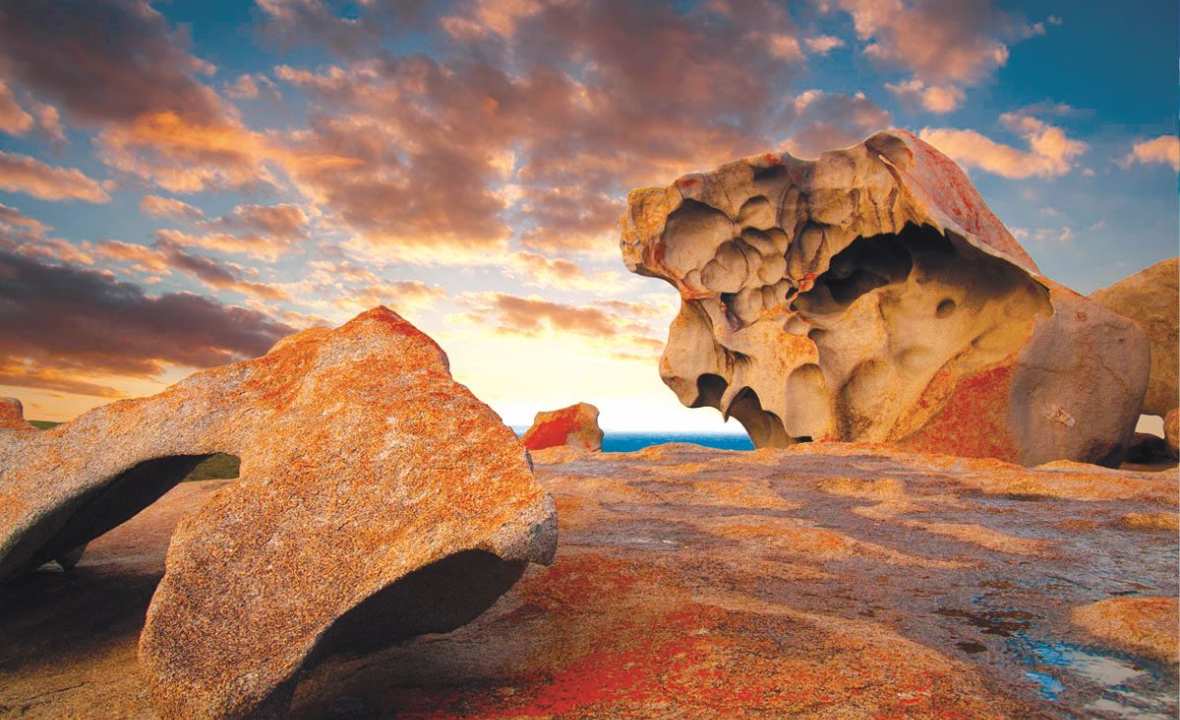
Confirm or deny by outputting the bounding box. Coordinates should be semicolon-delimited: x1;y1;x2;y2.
268;0;814;260
783;90;892;157
0;248;293;390
225;73;281;101
151;202;309;261
831;0;1050;115
140;194;205;221
1121;135;1180;171
0;151;110;202
0;0;272;193
833;0;1039;85
804;35;845;54
0;360;124;398
919;112;1087;178
886;79;964;113
0;80;34;135
0;202;48;238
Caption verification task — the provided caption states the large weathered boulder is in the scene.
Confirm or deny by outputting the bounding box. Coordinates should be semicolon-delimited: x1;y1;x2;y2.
1090;257;1179;418
621;129;1149;466
521;402;604;451
0;307;557;720
0;397;34;431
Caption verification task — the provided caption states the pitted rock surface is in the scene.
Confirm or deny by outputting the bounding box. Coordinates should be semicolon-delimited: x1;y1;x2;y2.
2;443;1175;719
0;308;556;720
621;130;1149;466
522;402;605;452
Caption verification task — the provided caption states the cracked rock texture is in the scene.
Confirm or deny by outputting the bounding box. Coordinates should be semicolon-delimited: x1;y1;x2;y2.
2;443;1175;718
1090;257;1179;418
621;129;1149;466
0;308;556;720
522;402;604;452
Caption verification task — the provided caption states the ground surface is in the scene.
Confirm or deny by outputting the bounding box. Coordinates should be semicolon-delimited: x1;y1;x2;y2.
1;443;1177;719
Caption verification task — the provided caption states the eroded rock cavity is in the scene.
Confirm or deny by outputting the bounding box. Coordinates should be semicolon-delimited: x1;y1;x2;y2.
622;130;1149;465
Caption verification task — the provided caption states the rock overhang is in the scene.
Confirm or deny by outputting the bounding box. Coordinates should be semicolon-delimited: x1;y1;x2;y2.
621;130;1148;465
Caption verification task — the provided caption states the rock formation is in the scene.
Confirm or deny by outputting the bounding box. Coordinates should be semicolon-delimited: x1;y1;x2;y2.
0;397;34;431
521;402;604;451
5;443;1177;718
1090;257;1179;418
621;129;1149;466
0;307;557;720
1167;408;1179;457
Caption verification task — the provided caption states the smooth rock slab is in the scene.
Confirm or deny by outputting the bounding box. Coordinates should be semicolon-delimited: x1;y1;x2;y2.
0;308;556;719
1091;257;1179;418
521;402;604;452
2;443;1175;718
620;129;1149;466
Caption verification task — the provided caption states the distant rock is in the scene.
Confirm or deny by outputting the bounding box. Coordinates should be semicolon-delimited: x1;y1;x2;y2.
0;397;33;431
521;402;604;451
621;129;1148;466
0;307;556;720
1091;257;1179;418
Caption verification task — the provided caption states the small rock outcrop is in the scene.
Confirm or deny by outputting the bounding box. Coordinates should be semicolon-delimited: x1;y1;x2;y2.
621;129;1149;466
0;308;556;720
521;402;604;451
0;397;33;431
1090;257;1179;418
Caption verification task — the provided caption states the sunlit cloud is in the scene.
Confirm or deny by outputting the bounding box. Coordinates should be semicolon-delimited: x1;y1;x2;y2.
1121;135;1180;171
919;112;1087;178
0;151;110;202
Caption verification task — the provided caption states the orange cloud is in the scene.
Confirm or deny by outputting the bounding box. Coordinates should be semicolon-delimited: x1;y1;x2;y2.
886;79;964;114
919;113;1087;178
0;151;110;202
1122;135;1180;172
140;194;205;221
0;80;33;135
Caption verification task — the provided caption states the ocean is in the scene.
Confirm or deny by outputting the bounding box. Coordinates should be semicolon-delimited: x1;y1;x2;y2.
512;428;753;452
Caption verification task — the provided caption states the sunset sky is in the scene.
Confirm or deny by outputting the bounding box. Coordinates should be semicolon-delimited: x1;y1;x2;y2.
0;0;1176;431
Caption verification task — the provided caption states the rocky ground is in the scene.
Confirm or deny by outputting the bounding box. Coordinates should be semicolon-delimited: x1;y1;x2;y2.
2;443;1177;719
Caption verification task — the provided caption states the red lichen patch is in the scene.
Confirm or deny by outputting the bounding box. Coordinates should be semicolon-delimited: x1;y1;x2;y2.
1072;597;1179;663
522;403;603;452
900;363;1020;462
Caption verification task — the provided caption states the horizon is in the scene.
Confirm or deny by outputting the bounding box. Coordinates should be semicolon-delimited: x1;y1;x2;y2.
1;0;1176;433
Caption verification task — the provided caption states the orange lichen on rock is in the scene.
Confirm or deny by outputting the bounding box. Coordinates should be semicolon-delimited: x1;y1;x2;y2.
1072;597;1179;663
905;520;1049;555
0;308;556;720
521;402;604;451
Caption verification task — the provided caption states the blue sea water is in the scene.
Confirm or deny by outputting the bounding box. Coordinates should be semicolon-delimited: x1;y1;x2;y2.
600;432;753;452
511;428;753;452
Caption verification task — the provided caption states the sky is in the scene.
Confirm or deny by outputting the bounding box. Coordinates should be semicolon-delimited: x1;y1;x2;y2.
0;0;1176;432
